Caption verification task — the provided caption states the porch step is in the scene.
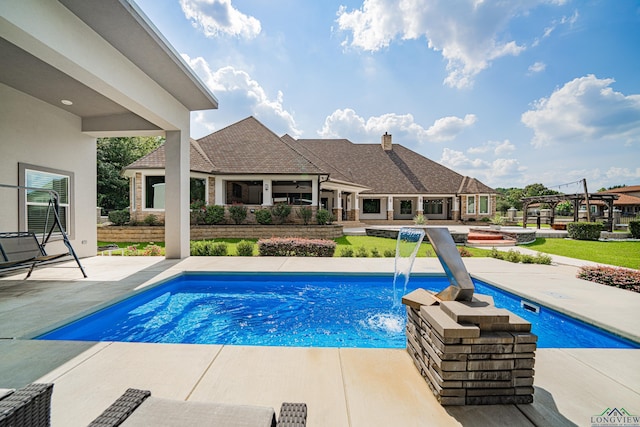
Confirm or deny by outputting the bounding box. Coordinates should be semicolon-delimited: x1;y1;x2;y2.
467;232;516;247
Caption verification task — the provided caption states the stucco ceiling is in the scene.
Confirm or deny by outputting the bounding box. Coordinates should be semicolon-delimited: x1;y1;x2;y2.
0;0;217;123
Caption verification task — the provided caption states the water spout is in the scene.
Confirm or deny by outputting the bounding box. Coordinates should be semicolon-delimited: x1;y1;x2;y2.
393;227;425;307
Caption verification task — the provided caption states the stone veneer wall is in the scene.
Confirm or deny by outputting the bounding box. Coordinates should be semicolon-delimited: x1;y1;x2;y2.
365;228;468;245
402;289;537;405
98;225;343;242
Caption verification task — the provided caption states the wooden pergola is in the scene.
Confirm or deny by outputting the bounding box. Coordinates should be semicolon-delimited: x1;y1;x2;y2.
521;193;619;232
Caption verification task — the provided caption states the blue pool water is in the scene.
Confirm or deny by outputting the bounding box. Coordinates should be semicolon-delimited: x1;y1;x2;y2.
37;273;639;348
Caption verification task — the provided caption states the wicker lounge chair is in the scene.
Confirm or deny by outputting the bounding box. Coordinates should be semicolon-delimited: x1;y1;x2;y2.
0;383;54;427
89;388;307;427
0;384;306;427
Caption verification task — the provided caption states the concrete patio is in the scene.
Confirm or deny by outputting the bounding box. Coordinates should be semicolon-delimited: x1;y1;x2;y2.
1;256;639;426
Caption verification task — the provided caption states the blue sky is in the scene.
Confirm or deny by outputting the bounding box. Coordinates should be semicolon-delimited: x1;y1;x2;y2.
135;0;640;191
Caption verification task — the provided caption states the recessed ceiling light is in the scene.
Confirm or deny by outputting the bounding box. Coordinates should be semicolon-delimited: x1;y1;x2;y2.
61;99;73;106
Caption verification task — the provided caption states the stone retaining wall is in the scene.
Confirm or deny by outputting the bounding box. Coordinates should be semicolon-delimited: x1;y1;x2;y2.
402;289;536;406
365;228;468;245
97;225;343;242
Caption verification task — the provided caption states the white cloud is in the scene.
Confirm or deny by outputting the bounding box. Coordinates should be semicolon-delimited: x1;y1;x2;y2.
440;148;525;186
336;0;564;88
182;54;301;137
606;167;640;181
467;139;514;155
528;61;546;74
180;0;261;39
521;74;640;148
318;109;475;143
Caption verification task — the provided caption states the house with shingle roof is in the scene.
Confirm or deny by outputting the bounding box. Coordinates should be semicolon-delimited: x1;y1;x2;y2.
124;117;497;224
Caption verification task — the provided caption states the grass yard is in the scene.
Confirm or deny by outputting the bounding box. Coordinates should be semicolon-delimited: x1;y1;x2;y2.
523;238;640;269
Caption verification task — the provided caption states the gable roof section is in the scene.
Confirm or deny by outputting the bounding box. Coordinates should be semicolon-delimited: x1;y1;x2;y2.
287;138;495;195
197;117;324;175
126;139;213;173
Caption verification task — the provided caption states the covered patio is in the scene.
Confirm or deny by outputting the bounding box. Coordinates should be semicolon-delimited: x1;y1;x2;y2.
522;193;619;231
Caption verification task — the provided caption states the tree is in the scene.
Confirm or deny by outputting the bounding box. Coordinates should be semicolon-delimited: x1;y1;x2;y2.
97;136;163;211
495;187;524;212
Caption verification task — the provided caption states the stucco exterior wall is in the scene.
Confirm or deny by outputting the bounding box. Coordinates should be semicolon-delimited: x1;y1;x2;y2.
0;84;97;257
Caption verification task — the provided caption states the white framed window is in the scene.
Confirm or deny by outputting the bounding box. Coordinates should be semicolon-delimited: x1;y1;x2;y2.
19;163;73;237
467;195;476;214
479;195;489;214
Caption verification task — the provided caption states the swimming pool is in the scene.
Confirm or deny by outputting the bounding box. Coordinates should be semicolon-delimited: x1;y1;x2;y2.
37;272;639;348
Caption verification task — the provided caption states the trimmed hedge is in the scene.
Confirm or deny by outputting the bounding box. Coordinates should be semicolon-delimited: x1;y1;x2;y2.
489;248;552;265
108;209;130;226
257;237;336;257
577;265;640;293
236;240;255;256
255;209;272;225
190;240;228;256
567;222;603;240
630;220;640;239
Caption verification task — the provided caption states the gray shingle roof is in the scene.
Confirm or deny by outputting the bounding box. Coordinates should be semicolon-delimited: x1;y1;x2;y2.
126;139;213;173
125;116;495;195
287;138;495;195
197;117;324;175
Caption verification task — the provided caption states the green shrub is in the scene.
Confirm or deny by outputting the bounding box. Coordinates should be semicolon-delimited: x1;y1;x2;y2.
124;245;138;256
339;247;354;257
108;209;130;226
567;222;603;240
383;249;395;257
488;247;552;265
534;252;552;265
143;214;159;226
297;206;313;225
480;216;491;223
413;214;426;225
577;265;640;293
190;201;206;225
370;247;381;257
204;205;226;225
355;246;368;257
228;205;247;225
629;220;640;239
316;209;334;225
190;240;228;256
272;204;292;224
255;209;272;225
257;237;336;257
504;249;522;263
236;240;255;256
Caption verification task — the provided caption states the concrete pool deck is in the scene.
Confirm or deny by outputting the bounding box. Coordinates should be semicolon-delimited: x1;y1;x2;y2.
0;256;639;426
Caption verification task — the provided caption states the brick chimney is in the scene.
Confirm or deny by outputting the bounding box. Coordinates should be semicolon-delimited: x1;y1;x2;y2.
382;132;392;151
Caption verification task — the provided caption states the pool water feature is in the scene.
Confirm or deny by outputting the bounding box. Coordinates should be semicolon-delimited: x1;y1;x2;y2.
37;273;639;349
393;228;425;307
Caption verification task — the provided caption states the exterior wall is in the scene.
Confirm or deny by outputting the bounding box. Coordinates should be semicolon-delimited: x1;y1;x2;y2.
98;224;343;242
359;196;388;221
0;84;97;257
460;194;496;221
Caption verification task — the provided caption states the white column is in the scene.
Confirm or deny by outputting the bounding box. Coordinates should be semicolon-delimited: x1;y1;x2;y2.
214;178;225;205
337;190;343;208
354;193;360;210
262;179;273;206
164;130;190;259
418;195;424;207
387;196;394;211
312;178;319;206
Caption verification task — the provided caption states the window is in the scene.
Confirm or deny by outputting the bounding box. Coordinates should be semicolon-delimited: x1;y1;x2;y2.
467;196;475;214
145;176;165;209
423;199;443;215
19;163;73;236
363;199;381;214
190;178;206;204
400;200;412;215
479;196;489;214
145;176;208;208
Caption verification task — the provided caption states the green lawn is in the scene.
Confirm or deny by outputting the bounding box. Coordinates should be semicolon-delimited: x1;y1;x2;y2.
523;238;640;269
99;236;638;268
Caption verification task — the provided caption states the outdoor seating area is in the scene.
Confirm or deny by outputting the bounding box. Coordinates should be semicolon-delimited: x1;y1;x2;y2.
0;232;70;279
